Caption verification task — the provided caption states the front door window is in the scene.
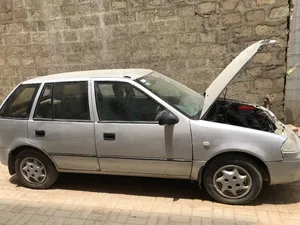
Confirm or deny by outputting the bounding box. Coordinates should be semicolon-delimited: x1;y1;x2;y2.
94;81;165;122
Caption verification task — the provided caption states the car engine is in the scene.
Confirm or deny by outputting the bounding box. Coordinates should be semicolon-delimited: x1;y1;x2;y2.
205;99;276;132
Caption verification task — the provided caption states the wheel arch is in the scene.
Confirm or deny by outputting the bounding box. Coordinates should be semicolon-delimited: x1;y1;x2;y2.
8;145;58;175
198;151;270;188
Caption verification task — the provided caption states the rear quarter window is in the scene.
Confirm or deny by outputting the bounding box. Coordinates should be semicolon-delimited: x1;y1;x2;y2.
0;84;40;119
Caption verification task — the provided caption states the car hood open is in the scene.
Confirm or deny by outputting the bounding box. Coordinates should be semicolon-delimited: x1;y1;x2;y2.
200;39;277;119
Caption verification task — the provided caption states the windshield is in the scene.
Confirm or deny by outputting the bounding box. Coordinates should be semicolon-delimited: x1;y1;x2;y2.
135;72;204;119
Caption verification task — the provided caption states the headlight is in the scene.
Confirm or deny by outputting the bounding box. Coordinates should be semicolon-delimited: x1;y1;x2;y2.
281;138;299;153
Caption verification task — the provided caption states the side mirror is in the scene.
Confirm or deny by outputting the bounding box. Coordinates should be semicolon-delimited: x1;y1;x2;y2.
156;110;179;126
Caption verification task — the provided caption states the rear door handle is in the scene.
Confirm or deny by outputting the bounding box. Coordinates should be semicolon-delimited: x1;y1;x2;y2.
103;133;115;141
35;130;45;137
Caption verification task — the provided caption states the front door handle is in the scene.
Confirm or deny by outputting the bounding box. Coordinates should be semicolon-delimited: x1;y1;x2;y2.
103;133;115;141
35;130;45;137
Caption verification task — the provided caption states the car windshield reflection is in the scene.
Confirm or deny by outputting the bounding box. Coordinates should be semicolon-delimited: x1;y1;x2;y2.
136;72;205;119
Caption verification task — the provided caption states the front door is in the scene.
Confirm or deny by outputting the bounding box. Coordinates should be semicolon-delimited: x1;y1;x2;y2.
28;81;99;171
93;80;192;178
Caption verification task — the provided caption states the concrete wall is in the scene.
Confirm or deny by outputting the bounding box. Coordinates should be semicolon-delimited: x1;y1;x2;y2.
285;0;300;125
0;0;290;119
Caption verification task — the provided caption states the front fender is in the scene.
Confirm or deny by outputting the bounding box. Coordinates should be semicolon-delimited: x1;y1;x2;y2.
190;120;286;162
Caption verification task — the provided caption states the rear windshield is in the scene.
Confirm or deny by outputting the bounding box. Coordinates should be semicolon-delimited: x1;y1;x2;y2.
0;84;40;119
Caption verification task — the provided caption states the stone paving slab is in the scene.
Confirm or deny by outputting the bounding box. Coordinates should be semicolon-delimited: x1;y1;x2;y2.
1;165;300;225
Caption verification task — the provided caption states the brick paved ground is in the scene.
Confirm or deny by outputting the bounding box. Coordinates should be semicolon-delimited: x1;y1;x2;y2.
1;165;300;225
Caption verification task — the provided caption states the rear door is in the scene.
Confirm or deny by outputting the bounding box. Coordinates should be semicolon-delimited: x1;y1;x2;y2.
27;80;99;171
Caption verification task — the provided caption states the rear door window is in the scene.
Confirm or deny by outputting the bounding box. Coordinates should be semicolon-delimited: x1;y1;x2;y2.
0;84;40;119
34;82;90;121
34;84;53;119
53;82;90;120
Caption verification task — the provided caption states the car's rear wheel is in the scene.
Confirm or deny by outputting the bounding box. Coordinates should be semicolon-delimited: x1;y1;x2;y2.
202;155;263;205
15;149;58;189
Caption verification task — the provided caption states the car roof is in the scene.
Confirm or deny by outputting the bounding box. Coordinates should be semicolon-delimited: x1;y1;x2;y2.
22;69;153;84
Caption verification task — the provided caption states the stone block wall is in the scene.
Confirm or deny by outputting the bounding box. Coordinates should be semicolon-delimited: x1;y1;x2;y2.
0;0;290;119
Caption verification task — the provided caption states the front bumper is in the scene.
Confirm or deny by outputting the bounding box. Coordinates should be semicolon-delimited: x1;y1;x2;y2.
0;149;9;166
267;121;300;185
268;159;300;185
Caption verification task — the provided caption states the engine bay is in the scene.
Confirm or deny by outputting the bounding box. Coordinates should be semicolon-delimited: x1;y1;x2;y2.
204;98;276;132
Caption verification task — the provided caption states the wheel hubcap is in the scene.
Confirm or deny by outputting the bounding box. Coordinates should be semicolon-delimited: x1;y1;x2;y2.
20;157;47;184
213;165;252;199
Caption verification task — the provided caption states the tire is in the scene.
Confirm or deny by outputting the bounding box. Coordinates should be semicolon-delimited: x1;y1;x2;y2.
202;155;263;205
15;149;59;189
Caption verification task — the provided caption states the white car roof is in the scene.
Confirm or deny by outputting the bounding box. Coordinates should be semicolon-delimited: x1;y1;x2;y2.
22;69;153;84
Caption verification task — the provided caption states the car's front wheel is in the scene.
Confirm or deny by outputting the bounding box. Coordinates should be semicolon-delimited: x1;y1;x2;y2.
15;149;58;189
203;155;263;205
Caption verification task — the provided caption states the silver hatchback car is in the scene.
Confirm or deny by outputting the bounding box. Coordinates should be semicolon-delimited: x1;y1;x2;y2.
1;39;300;205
